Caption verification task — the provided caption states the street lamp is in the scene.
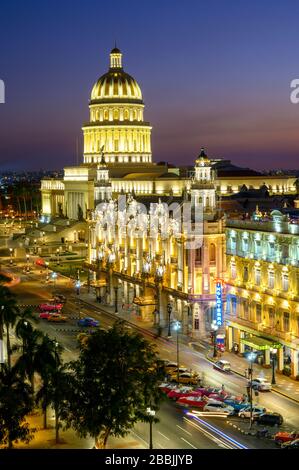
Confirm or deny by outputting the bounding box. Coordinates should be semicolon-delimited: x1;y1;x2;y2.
75;279;81;319
155;264;164;327
45;261;49;282
270;347;277;385
173;320;181;383
146;407;156;450
56;248;60;265
42;231;46;245
51;272;57;293
247;351;257;430
9;248;13;265
211;320;218;358
34;239;37;254
167;303;172;338
26;254;30;272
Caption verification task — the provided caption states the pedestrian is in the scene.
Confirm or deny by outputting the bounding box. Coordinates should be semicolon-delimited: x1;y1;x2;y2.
221;384;225;392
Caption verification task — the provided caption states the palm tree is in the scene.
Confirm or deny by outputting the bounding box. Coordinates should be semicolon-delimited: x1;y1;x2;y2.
35;336;63;429
15;306;39;354
15;327;44;392
0;363;35;448
0;286;19;369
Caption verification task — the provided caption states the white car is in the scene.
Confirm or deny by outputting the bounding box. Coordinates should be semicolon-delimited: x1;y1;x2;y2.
213;360;231;372
203;400;234;414
238;405;266;419
251;378;272;391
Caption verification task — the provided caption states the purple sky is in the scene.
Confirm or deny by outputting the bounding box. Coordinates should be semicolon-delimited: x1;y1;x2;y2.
1;0;299;171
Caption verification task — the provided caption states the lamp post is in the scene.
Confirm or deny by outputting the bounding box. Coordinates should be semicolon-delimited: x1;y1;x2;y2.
155;265;164;327
34;239;37;254
42;231;46;245
211;320;218;358
247;351;257;430
167;303;172;338
75;279;81;319
51;272;57;294
146;407;156;449
45;261;49;282
56;248;60;265
9;248;13;265
270;347;277;385
173;320;181;383
26;254;30;272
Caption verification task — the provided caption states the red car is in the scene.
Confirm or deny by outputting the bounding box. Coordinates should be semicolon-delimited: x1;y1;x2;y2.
177;395;207;408
158;383;178;394
167;387;199;400
274;431;299;445
39;311;53;319
38;303;63;312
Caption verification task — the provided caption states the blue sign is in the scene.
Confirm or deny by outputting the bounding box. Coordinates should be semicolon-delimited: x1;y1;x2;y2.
216;281;223;326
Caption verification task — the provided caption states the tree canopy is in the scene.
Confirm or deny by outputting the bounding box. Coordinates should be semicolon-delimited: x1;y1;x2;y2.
66;321;164;448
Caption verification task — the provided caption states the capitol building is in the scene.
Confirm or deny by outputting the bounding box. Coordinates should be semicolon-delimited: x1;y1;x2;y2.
40;48;299;377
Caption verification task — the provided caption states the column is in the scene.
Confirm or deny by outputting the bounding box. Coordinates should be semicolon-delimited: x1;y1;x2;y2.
291;349;299;378
239;330;245;353
277;347;284;372
265;348;270;366
227;326;233;351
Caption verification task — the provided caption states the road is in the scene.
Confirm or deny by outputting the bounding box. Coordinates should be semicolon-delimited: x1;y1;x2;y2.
5;261;295;449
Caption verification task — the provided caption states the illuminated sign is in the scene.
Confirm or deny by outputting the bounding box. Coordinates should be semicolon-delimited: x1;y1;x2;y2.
215;279;223;326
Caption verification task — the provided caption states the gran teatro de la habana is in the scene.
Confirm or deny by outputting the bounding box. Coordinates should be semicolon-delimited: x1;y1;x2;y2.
40;48;299;378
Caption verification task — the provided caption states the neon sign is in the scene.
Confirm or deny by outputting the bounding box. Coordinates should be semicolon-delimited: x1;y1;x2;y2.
215;279;223;326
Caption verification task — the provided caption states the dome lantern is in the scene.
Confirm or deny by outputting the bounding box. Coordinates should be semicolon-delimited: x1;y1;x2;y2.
110;47;122;69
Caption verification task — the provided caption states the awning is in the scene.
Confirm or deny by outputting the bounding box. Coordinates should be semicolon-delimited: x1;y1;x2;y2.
241;336;282;351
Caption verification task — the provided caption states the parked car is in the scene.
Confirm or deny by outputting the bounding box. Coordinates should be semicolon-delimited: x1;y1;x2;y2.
195;387;225;397
77;317;99;327
47;313;67;322
158;383;179;394
281;438;299;449
251;378;272;391
274;431;299;446
213;360;231;372
223;398;249;413
177;395;207;409
38;303;63;312
254;412;283;426
167;386;195;400
39;311;53;319
170;372;200;385
203;400;234;415
238;405;266;419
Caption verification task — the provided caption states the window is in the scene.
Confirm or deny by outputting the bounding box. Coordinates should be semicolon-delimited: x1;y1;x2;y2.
195;248;201;262
209;243;216;263
268;308;275;327
255;240;261;257
268;242;275;259
231;261;237;279
231;297;237;316
256;304;262;323
268;270;274;289
282;273;289;291
243;266;248;282
231;236;236;253
283;312;290;332
124;109;129;120
242;237;249;253
255;267;261;286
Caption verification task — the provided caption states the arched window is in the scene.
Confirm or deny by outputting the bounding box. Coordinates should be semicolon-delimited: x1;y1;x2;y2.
195;248;201;262
124;109;129;120
104;110;108;120
133;109;137;120
113;109;119;120
209;243;216;262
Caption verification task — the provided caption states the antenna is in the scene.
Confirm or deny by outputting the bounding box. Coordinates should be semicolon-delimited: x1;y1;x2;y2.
76;137;79;165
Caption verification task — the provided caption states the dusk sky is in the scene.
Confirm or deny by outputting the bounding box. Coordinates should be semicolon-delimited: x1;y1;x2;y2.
1;0;299;171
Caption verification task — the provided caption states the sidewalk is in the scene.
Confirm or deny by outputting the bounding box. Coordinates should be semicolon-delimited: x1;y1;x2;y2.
79;288;299;403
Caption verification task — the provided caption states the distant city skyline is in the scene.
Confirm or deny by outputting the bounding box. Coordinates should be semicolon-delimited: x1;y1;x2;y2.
1;0;299;171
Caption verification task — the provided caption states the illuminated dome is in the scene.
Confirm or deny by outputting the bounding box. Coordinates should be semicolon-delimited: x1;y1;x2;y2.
91;47;143;103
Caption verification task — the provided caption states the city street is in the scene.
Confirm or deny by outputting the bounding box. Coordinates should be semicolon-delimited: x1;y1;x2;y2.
4;260;296;449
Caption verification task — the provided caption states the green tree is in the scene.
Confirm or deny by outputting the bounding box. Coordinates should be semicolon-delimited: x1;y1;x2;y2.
65;321;164;448
15;327;44;392
0;286;19;370
35;336;63;430
15;306;39;354
0;364;35;448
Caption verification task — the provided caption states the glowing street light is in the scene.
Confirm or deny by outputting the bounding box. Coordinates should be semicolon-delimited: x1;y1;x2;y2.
211;320;218;358
173;320;181;383
146;407;156;450
9;248;13;265
247;351;257;429
270;347;277;385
